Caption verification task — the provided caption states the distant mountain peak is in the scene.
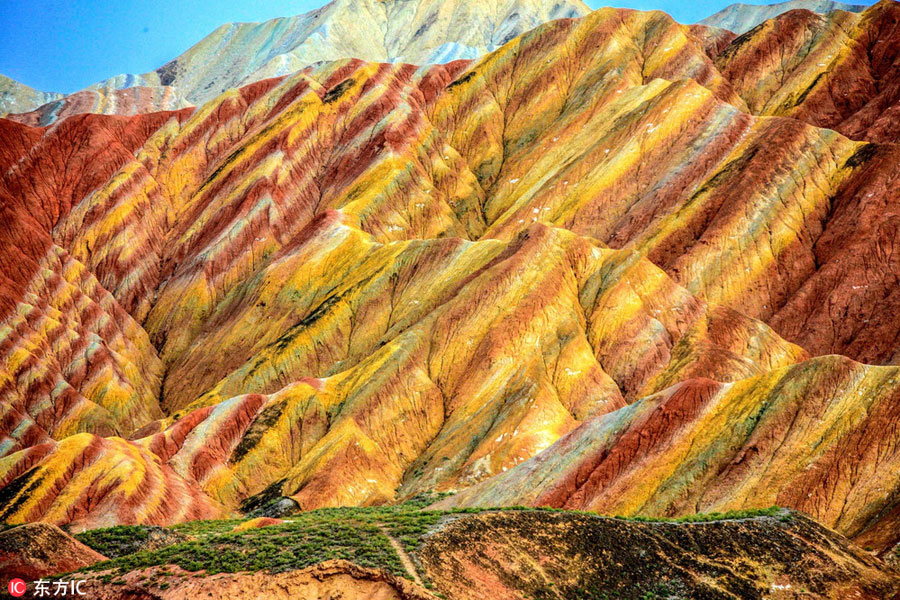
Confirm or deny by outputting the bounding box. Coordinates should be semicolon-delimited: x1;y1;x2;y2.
699;0;867;32
141;0;592;105
3;0;591;123
0;74;62;116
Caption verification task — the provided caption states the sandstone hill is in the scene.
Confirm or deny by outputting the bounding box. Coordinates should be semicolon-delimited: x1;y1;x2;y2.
133;0;592;106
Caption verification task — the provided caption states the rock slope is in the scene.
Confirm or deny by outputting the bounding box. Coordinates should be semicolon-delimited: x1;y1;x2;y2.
90;0;592;106
0;522;107;580
3;0;589;123
419;511;900;600
717;0;900;143
437;356;900;551
1;0;900;561
4;85;192;127
699;0;867;33
0;74;62;116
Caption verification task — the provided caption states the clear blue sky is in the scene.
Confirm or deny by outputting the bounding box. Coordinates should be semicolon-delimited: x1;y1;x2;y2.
0;0;865;94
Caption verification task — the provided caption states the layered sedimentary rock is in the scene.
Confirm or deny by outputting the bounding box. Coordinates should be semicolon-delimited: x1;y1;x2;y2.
686;23;739;58
0;434;227;531
699;0;866;33
4;0;588;123
428;4;900;365
1;0;900;557
138;225;807;511
5;85;192;127
0;220;806;525
438;356;900;551
0;243;164;448
717;0;900;143
0;74;62;116
0;112;193;459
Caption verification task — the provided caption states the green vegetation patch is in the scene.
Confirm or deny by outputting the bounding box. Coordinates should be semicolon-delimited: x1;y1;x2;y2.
74;524;189;559
76;525;152;558
83;495;455;580
79;498;786;583
86;520;406;578
613;506;785;523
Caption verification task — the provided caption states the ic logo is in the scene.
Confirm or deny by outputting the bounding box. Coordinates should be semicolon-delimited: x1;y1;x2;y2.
8;578;26;597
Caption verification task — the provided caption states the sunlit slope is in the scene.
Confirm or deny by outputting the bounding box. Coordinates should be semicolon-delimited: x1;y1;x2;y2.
0;434;227;531
0;113;193;456
4;85;192;127
438;355;900;551
429;5;900;364
3;0;591;123
717;0;900;143
699;0;866;34
0;74;62;116
51;6;900;371
126;0;590;105
0;223;806;522
1;3;900;550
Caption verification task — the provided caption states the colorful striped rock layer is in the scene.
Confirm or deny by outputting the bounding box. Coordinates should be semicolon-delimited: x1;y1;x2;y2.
125;0;592;106
4;85;193;127
1;0;900;559
1;0;591;122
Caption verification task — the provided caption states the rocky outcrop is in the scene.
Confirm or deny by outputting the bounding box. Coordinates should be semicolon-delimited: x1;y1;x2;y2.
0;522;106;579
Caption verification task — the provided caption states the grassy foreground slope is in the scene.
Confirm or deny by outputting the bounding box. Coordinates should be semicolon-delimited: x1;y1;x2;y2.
49;502;899;599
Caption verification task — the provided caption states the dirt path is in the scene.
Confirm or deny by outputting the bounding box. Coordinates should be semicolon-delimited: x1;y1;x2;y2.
378;525;424;587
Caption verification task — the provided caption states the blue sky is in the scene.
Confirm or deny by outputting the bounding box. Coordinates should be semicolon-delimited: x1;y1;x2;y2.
0;0;867;94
